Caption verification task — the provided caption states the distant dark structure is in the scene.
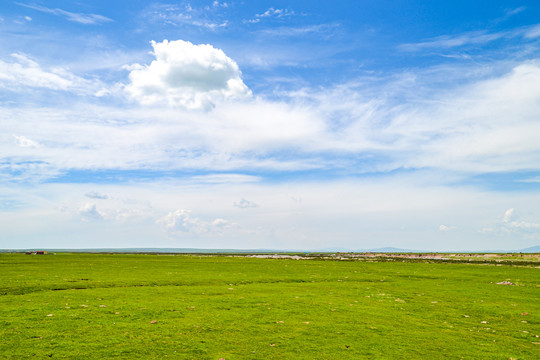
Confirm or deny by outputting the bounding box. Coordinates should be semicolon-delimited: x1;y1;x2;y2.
25;251;47;255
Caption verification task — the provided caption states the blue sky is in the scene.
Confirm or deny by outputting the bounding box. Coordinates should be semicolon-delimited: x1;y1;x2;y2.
1;1;540;251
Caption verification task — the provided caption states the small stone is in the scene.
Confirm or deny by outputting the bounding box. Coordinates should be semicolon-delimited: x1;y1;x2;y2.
100;305;106;308
150;320;158;324
46;314;53;317
496;281;515;285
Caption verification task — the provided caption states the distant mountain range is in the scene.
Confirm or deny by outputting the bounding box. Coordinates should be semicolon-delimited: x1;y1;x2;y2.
520;245;540;253
2;246;539;253
319;246;540;253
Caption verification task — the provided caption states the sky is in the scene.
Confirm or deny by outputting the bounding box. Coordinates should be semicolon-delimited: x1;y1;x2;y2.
1;1;540;251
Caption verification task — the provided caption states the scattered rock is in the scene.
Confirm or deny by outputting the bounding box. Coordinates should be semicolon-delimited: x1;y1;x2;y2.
496;281;515;285
150;320;158;324
46;314;53;317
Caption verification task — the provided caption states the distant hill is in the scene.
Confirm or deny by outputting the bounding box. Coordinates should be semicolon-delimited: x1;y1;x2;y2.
1;245;538;254
317;247;418;253
364;247;418;253
0;248;287;254
520;246;540;253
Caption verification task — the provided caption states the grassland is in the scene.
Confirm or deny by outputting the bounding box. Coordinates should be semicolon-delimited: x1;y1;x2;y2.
1;253;539;359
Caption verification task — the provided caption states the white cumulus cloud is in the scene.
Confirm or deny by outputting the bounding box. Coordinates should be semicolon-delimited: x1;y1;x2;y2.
85;191;109;200
13;135;39;148
157;209;234;236
502;208;515;223
124;39;251;110
234;198;258;208
481;208;540;236
438;224;455;232
78;203;104;221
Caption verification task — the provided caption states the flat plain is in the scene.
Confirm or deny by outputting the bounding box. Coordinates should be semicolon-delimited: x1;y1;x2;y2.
0;253;539;359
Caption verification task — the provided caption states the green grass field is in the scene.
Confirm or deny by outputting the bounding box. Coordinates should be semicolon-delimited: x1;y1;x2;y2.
1;253;538;359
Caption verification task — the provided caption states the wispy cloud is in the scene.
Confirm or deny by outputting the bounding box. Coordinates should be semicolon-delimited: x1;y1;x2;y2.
258;24;339;37
505;6;527;17
399;23;540;51
399;30;507;51
16;3;113;25
517;176;540;183
0;53;106;95
144;2;229;30
524;24;540;39
3;54;540;182
244;7;296;24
